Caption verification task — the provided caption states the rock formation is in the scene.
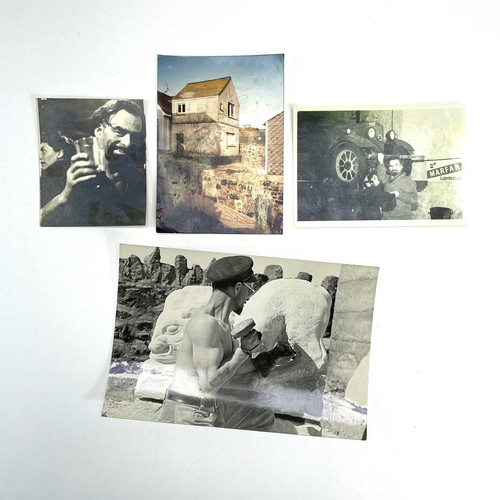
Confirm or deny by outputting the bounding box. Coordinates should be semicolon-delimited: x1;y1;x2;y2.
296;272;312;281
264;264;283;281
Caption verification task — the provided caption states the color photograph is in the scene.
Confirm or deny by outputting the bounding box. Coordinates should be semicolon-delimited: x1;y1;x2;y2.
156;55;284;234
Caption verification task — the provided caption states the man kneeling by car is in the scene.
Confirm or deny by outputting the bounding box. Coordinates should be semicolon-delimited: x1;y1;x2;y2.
364;152;419;220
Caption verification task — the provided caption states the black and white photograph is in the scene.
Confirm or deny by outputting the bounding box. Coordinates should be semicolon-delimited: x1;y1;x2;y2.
156;55;284;234
37;98;147;226
295;105;466;226
102;245;378;439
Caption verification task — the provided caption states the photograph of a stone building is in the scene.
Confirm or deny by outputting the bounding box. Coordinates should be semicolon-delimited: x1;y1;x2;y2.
102;245;378;440
157;55;284;234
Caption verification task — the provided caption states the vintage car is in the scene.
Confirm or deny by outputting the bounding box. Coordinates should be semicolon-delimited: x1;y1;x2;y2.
296;110;415;220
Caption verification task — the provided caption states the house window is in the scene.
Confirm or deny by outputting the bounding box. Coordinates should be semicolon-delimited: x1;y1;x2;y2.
177;103;186;113
228;102;235;118
227;133;236;147
220;103;224;112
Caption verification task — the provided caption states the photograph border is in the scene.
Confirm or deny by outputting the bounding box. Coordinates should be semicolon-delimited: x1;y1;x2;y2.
293;104;467;228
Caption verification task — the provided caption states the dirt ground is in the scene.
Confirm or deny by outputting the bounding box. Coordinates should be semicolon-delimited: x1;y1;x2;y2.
102;385;323;437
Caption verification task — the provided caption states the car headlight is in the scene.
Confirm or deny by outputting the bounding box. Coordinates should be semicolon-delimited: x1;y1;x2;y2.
346;128;351;134
367;127;376;139
377;134;383;141
386;130;396;141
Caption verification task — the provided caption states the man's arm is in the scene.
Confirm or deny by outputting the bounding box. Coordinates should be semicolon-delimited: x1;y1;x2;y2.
189;316;256;394
376;162;389;185
40;154;98;224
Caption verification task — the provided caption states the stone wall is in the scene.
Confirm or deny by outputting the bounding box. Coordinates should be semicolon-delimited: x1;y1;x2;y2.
240;143;265;170
326;264;378;395
202;166;283;234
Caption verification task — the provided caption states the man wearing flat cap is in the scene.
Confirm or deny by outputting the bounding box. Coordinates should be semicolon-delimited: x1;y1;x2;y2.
159;255;294;431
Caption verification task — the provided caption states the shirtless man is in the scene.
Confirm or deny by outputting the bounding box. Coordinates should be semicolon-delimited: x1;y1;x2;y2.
158;255;294;431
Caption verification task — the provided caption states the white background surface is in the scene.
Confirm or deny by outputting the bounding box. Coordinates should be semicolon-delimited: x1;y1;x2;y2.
1;1;498;499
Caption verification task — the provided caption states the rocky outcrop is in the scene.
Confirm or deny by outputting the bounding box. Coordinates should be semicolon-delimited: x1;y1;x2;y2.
120;255;145;282
296;272;312;281
264;264;283;281
173;255;188;286
114;249;210;360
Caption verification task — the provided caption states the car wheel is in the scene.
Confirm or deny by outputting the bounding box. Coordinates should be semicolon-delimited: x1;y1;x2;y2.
333;144;368;184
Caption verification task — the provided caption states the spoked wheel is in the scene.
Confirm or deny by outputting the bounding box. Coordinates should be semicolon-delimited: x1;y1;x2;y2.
333;144;367;184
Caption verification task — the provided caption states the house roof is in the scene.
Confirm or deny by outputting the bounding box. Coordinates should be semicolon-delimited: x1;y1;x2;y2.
157;91;172;115
264;110;284;126
175;77;232;99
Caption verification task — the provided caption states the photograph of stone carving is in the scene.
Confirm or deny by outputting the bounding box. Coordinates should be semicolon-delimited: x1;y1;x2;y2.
295;105;465;226
102;245;378;440
37;98;147;226
156;55;284;234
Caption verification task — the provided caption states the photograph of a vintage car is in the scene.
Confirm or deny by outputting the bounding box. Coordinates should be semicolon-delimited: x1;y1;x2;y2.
295;106;465;225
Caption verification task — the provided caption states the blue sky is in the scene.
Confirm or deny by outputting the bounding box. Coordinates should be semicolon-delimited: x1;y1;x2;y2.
158;55;284;128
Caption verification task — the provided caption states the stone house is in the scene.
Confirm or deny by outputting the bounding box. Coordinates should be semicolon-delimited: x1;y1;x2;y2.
157;92;172;151
171;76;240;157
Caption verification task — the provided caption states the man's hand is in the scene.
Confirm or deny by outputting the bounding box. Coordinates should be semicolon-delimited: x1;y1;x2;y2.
389;190;400;198
240;329;262;352
377;152;384;164
40;153;99;224
62;153;99;200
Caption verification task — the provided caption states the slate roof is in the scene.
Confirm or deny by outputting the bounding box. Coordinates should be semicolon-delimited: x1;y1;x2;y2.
175;77;232;99
157;91;172;115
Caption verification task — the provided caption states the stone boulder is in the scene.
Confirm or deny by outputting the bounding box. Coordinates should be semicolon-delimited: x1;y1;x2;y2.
264;264;283;281
296;272;312;281
228;279;331;419
237;279;330;369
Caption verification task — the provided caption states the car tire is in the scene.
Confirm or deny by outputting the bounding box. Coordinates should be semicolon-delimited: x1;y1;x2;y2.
333;144;368;184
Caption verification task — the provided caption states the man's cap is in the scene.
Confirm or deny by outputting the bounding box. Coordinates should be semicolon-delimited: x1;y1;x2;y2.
206;256;257;284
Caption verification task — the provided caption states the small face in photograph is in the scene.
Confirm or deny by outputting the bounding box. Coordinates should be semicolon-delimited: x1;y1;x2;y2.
39;143;61;170
95;109;143;163
387;159;404;176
